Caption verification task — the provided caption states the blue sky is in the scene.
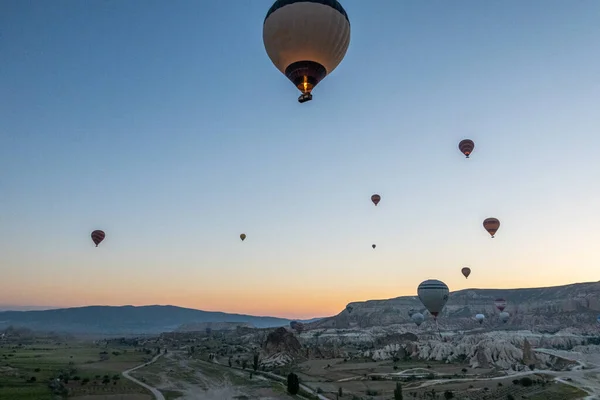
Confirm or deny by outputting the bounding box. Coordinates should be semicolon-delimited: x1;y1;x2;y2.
1;0;599;318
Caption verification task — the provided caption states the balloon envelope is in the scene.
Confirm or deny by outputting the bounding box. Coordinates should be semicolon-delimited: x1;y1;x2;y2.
494;298;507;312
412;312;425;327
499;311;510;323
346;305;353;313
475;314;485;324
461;267;471;279
372;244;376;249
417;279;450;318
91;230;105;247
483;218;500;238
371;194;381;206
240;233;246;241
263;0;351;101
458;139;475;158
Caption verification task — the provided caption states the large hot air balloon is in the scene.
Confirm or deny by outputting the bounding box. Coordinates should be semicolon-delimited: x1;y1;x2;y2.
475;314;485;325
461;267;471;279
417;279;450;319
240;233;246;241
372;244;376;249
499;311;510;323
91;230;105;247
483;218;500;238
458;139;475;158
263;0;351;103
494;298;507;312
412;312;424;327
371;194;381;206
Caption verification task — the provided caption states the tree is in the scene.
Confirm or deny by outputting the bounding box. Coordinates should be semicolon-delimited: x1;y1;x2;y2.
287;372;300;395
242;359;248;370
253;353;260;371
338;387;343;397
507;395;515;400
228;357;232;367
394;382;403;400
444;390;454;399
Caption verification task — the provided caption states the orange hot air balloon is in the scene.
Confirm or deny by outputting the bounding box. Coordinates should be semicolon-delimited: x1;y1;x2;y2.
371;194;381;206
483;218;500;238
240;233;246;241
458;139;475;158
461;267;471;279
91;230;105;247
372;244;376;249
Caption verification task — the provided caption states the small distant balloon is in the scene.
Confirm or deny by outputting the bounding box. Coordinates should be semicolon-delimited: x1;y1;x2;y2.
461;267;471;279
240;233;246;241
499;311;510;323
458;139;475;158
412;312;424;327
483;218;500;238
346;305;354;313
371;194;381;206
91;230;105;247
494;298;507;312
372;244;376;249
475;314;485;324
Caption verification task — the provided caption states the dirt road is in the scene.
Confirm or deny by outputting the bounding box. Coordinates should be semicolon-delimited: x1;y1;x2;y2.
122;352;166;400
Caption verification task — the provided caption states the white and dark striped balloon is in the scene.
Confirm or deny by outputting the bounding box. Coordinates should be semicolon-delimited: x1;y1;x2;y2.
417;279;450;319
483;217;500;238
458;139;475;158
91;230;105;247
263;0;351;99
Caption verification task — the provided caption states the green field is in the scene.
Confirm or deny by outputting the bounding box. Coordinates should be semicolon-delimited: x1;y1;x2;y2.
0;340;155;399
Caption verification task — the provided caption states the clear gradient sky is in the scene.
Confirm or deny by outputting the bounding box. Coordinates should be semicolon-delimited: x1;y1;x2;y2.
1;0;600;319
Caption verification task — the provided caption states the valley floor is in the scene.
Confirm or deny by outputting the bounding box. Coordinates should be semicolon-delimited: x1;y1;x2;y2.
130;351;296;400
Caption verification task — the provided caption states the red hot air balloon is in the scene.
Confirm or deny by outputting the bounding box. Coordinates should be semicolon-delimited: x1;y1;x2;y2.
371;194;381;206
483;218;500;238
461;267;471;279
91;230;105;247
458;139;475;158
494;298;507;312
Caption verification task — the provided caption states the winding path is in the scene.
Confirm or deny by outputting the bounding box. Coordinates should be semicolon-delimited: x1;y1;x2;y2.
122;352;166;400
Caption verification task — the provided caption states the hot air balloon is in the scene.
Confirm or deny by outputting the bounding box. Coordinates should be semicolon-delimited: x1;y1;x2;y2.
417;279;450;319
91;230;105;247
494;298;507;312
499;311;510;323
475;314;485;324
346;305;354;313
458;139;475;158
483;218;500;238
263;0;351;103
240;233;246;241
408;309;417;317
461;267;471;279
372;244;376;249
371;194;381;206
412;312;424;327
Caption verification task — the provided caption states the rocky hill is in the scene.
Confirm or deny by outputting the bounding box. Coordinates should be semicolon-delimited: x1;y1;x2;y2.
310;281;600;332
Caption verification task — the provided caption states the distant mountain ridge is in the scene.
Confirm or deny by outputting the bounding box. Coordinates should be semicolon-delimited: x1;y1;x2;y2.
0;305;322;335
310;281;600;333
